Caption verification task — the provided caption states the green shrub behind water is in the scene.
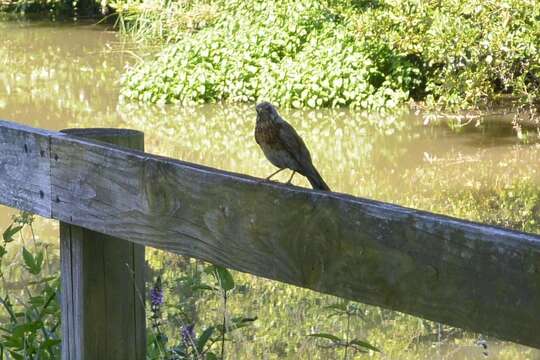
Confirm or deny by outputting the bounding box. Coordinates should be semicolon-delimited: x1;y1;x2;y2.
118;0;540;111
119;0;422;111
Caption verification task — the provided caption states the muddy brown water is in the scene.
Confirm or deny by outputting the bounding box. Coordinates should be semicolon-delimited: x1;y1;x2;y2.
1;18;539;359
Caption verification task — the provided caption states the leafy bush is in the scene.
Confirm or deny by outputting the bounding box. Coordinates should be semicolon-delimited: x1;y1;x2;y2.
118;0;540;111
119;0;422;111
354;0;540;111
146;261;257;360
0;213;258;360
111;0;219;43
0;0;101;17
0;213;61;359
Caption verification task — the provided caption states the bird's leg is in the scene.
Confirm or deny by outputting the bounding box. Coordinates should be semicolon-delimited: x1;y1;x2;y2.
285;171;296;184
266;168;285;180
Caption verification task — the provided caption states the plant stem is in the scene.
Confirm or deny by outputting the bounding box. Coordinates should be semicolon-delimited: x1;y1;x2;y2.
343;311;351;360
221;290;228;360
29;223;37;248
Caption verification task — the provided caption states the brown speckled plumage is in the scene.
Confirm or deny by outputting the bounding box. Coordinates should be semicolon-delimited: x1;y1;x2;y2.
254;102;330;191
255;120;280;146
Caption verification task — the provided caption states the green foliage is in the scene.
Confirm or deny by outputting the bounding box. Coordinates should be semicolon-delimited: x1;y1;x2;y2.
3;225;23;243
146;260;257;359
354;0;540;111
118;0;540;112
111;0;219;44
0;0;101;17
22;247;44;275
207;265;235;291
0;213;61;359
308;300;380;359
119;0;421;111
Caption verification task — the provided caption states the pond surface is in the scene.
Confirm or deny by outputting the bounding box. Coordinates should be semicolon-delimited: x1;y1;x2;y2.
1;19;539;359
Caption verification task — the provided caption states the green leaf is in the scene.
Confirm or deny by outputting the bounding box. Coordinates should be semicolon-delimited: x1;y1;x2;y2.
0;245;6;258
206;352;218;360
27;276;57;285
22;247;41;275
324;303;347;313
0;325;10;333
29;295;44;307
196;326;214;352
12;321;43;337
3;334;23;349
349;339;381;352
3;225;22;243
22;247;35;269
35;251;44;272
191;284;216;292
223;317;258;333
40;338;61;350
230;317;257;330
209;266;235;291
307;333;342;343
0;296;16;323
8;351;24;360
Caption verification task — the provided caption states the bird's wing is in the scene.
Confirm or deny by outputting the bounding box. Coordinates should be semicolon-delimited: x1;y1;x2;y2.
277;120;313;168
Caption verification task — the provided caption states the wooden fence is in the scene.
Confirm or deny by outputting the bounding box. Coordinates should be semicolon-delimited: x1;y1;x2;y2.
1;119;539;358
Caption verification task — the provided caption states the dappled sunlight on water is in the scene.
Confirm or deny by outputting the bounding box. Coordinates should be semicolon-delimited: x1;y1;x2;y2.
0;18;127;130
105;103;540;216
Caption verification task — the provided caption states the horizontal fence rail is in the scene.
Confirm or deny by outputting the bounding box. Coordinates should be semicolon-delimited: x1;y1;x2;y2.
1;119;540;349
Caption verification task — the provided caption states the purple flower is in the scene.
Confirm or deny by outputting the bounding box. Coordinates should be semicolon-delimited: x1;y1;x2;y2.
150;276;163;308
181;324;196;345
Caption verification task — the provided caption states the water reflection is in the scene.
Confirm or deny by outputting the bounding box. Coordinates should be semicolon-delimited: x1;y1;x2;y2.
102;104;539;212
0;18;126;130
0;19;539;359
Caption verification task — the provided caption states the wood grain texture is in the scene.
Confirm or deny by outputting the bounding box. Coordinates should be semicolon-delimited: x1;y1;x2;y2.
59;129;146;360
0;120;539;348
0;120;52;217
48;132;540;348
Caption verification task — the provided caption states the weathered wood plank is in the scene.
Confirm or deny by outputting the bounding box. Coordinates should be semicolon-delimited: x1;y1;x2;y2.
47;131;540;348
60;224;96;359
59;223;80;358
1;119;539;348
0;120;52;217
59;129;146;360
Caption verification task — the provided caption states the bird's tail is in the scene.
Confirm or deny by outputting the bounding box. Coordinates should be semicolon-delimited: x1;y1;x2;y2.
307;167;330;191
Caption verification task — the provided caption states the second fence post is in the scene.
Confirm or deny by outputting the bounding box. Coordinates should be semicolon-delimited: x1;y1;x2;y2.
59;129;146;360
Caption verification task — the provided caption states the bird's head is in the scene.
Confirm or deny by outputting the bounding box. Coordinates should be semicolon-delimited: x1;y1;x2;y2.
256;101;279;123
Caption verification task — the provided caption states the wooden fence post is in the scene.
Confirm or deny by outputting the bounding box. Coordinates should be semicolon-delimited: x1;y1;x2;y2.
59;129;146;360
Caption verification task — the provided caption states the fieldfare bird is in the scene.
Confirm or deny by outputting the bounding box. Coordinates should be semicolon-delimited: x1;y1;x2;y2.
254;102;330;191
